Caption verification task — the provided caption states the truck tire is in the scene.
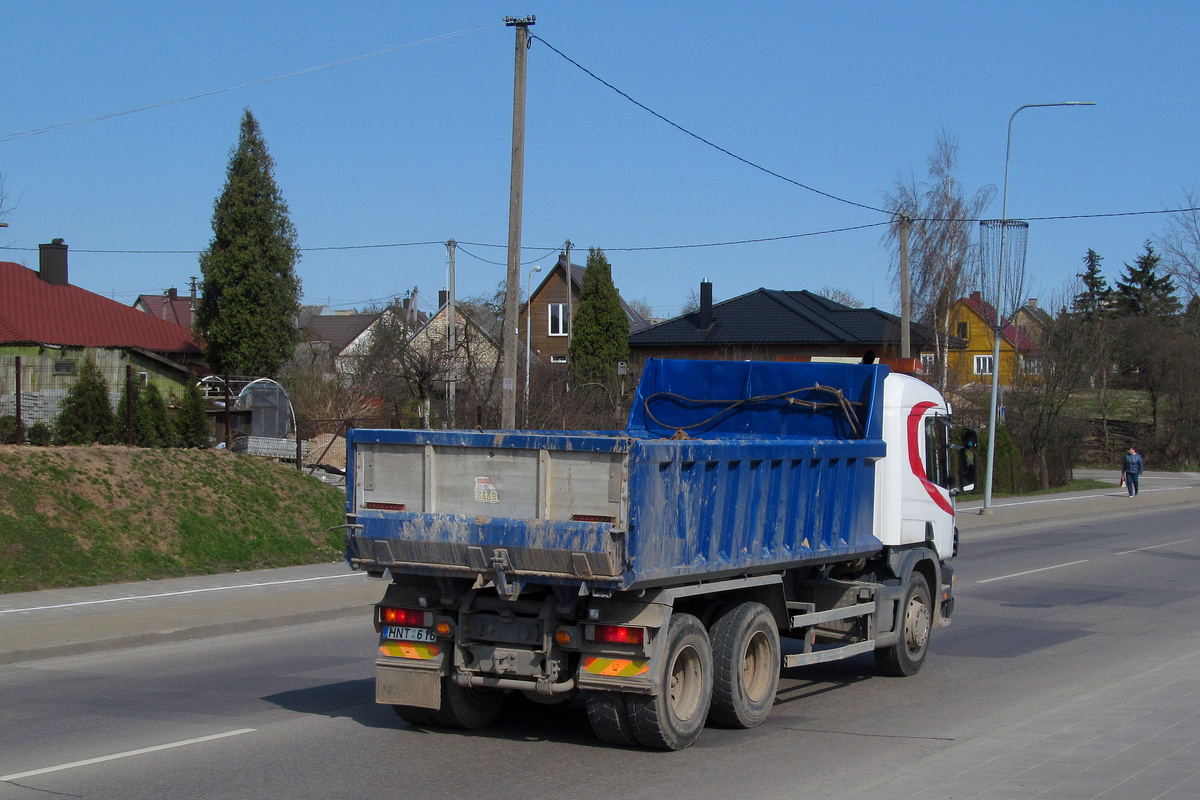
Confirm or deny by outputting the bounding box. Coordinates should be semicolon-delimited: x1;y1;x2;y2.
585;691;638;746
391;705;434;726
627;613;713;751
708;602;780;728
875;571;932;677
431;679;507;730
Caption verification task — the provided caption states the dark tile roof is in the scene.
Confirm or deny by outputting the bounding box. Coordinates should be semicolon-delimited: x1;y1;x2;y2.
0;261;203;355
303;313;380;354
629;288;944;349
133;292;196;329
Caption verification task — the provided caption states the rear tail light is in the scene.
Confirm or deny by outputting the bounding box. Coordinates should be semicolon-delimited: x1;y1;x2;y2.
379;607;432;627
588;624;645;645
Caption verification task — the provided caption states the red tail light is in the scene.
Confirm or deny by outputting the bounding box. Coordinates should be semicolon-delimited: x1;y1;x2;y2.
592;624;644;645
379;607;431;627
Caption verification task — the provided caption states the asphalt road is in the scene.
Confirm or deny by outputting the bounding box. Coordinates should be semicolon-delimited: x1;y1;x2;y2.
2;480;1200;799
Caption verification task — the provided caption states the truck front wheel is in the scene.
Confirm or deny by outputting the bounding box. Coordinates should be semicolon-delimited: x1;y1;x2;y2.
709;601;780;728
628;613;713;750
875;571;932;677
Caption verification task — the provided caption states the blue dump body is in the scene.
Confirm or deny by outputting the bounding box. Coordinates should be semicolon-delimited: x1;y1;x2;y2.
346;359;888;591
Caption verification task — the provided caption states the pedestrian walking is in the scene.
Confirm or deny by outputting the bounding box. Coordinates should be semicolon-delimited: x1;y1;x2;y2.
1123;447;1144;496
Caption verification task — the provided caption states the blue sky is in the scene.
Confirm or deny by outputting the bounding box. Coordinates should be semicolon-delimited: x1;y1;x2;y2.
2;2;1197;320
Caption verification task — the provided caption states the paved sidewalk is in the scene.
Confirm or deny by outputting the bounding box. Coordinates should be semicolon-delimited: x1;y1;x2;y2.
0;562;383;665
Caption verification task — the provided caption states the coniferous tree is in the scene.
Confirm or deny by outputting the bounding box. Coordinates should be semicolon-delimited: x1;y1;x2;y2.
197;108;301;378
137;383;171;447
1115;241;1180;318
1073;249;1111;318
568;248;630;386
175;381;211;448
109;376;142;444
54;357;114;445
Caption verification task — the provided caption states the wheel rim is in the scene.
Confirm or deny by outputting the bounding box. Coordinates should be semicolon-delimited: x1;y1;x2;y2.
668;644;704;721
741;630;772;703
904;590;931;656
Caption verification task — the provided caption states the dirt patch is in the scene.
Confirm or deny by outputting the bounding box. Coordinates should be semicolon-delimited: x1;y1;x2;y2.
305;433;347;471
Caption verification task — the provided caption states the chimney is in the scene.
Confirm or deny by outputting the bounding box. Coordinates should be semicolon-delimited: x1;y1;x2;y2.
698;280;713;329
1026;298;1038;309
38;239;68;286
970;290;982;303
438;289;449;309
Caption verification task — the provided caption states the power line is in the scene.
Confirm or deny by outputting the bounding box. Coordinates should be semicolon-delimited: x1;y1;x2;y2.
529;34;889;216
0;24;500;144
1;207;1195;258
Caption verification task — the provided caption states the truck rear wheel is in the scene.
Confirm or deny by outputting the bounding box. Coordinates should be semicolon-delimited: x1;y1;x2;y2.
709;602;780;728
628;613;713;751
875;571;932;677
585;691;638;746
391;705;434;726
431;679;507;730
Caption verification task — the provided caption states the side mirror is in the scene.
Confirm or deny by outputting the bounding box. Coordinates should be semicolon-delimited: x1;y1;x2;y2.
958;447;977;494
961;427;979;449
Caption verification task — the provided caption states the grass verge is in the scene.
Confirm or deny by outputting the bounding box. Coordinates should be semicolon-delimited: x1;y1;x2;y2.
0;445;346;594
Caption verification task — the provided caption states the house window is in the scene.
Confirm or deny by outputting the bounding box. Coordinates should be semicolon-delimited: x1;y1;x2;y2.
137;371;149;386
550;355;568;364
973;355;993;376
956;321;969;340
920;353;936;373
1021;356;1042;375
53;360;78;375
548;303;568;336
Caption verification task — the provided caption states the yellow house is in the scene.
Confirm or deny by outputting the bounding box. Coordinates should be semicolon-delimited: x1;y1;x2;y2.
945;291;1039;388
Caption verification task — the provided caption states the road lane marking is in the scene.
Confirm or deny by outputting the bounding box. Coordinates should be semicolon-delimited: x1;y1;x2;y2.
0;728;256;782
1115;539;1193;555
976;560;1090;584
0;573;367;615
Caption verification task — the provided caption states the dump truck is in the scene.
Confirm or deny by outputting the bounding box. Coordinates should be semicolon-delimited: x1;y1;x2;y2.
342;358;976;750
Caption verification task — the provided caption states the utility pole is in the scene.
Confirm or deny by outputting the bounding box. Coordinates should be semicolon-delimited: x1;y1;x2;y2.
899;215;911;360
501;15;535;429
564;239;573;356
446;239;457;427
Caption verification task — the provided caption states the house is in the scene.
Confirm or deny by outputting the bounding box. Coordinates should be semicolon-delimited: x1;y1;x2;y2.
946;291;1040;387
519;253;650;366
133;282;200;330
1;240;206;428
1011;298;1053;346
628;282;944;366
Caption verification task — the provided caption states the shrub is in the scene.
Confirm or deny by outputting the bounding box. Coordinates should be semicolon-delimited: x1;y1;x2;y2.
0;414;19;444
54;357;115;444
27;422;52;446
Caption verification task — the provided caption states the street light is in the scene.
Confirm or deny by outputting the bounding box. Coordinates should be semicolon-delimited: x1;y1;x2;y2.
523;264;542;428
981;101;1094;514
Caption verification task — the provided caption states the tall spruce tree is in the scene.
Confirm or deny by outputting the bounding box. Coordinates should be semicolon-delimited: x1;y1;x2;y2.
1073;249;1111;317
568;248;630;385
175;381;211;448
197;108;301;377
1115;241;1180;318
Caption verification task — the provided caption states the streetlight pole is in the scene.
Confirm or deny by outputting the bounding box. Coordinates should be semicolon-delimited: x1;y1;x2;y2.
981;101;1094;514
524;264;541;428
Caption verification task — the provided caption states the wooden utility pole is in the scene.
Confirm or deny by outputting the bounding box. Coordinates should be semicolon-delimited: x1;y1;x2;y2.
501;15;535;429
899;215;912;360
446;239;457;427
564;239;573;355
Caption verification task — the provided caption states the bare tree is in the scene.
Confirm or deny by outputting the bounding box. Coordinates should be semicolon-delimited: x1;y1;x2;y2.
818;286;864;308
884;130;995;392
1158;188;1200;299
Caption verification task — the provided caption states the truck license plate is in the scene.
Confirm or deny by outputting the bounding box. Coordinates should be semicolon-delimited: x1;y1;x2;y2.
382;626;436;643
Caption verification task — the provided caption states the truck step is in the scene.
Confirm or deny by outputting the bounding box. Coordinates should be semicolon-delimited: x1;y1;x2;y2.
783;640;875;668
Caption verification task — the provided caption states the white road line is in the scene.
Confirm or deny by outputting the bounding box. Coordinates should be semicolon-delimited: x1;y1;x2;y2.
0;573;366;615
1115;539;1193;555
0;728;256;782
976;560;1090;584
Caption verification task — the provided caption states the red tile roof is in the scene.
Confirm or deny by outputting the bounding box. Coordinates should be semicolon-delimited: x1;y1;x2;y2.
961;291;1040;353
134;293;196;330
0;261;203;355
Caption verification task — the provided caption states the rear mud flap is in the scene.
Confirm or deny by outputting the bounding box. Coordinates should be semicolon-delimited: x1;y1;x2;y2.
376;662;441;709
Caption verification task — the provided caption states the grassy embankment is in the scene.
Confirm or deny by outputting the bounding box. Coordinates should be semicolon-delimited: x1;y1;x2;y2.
0;445;346;594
